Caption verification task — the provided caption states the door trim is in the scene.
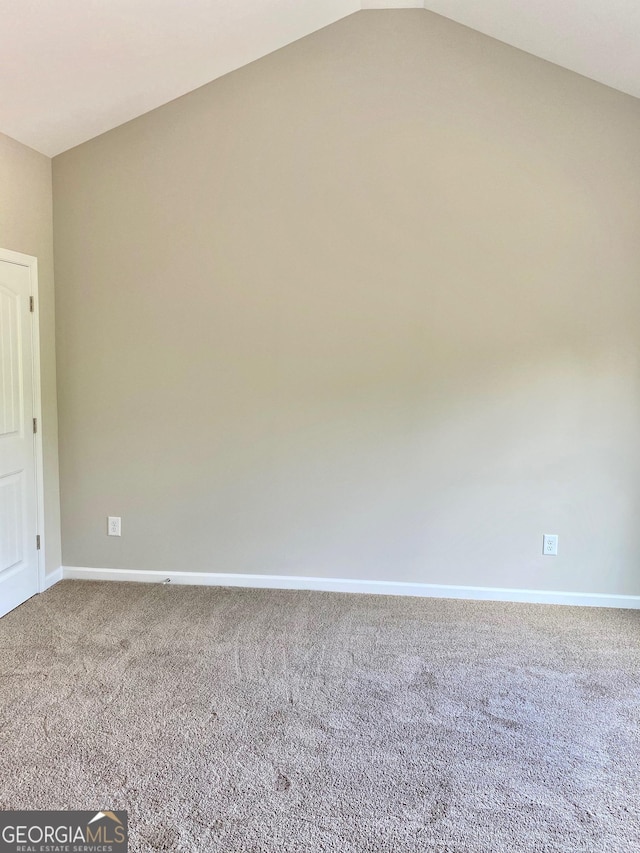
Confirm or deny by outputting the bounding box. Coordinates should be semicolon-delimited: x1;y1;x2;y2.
0;247;46;593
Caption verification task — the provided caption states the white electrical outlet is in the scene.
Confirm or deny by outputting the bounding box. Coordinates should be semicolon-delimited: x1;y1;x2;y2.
108;516;121;536
543;534;558;556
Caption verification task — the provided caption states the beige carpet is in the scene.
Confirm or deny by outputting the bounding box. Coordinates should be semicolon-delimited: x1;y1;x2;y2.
1;581;640;851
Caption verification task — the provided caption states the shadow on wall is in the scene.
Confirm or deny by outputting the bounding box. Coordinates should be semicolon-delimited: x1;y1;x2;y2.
142;341;640;593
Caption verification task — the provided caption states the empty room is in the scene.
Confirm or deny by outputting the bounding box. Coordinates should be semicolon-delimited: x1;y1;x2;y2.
1;1;640;850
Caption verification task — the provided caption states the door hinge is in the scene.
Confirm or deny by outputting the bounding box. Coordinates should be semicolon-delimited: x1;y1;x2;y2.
33;417;38;434
30;296;34;312
36;535;41;550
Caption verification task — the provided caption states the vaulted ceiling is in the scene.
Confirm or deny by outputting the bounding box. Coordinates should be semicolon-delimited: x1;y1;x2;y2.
1;0;638;157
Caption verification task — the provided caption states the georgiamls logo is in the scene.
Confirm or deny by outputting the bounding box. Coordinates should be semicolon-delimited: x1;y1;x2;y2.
0;809;128;851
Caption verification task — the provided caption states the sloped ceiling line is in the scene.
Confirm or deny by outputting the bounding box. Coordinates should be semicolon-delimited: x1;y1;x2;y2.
0;0;637;156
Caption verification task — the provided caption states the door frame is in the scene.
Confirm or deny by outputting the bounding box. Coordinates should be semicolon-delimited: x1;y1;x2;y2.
0;247;46;593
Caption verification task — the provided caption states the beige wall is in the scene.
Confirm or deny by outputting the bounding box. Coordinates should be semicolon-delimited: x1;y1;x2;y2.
0;131;61;576
53;10;640;593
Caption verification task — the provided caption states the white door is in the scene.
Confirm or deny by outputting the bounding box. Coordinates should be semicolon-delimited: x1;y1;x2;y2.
0;256;39;618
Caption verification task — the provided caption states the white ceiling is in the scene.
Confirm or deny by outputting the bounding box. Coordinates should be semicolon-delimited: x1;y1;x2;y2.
1;0;638;157
419;0;640;100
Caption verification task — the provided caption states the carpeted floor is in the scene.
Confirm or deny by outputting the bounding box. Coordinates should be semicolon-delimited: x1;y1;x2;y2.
1;581;639;852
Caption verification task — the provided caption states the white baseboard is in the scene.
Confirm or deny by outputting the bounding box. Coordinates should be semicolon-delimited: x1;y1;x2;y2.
60;566;640;609
42;567;63;591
